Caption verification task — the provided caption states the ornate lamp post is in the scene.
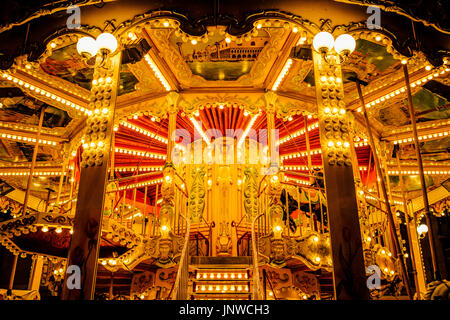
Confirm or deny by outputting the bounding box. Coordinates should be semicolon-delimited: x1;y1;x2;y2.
62;31;121;300
311;30;369;299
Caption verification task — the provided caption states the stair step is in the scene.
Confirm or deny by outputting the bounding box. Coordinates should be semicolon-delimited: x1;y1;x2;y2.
190;256;252;267
192;294;251;300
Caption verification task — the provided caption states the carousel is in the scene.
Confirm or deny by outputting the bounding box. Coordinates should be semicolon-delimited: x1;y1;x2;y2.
0;0;448;301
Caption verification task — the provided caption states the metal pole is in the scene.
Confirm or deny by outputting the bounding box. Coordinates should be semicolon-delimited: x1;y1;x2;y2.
356;80;413;299
44;188;52;212
143;186;147;235
23;107;45;214
109;272;114;300
402;64;440;281
56;161;67;206
8;255;19;291
396;148;421;299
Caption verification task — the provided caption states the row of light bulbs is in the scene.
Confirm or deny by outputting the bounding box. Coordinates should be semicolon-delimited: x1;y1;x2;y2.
362;193;403;206
1;73;88;115
114;166;163;173
237;113;261;149
189;117;212;146
41;225;73;234
117;178;163;191
143;54;171;91
281;148;322;161
196;272;248;280
272;58;293;91
388;170;450;176
119;121;168;144
114;147;166;159
358;65;450;112
284;176;310;186
196;284;250;293
0;171;66;177
281;138;370;161
392;130;449;145
278;121;319;145
0;132;58;146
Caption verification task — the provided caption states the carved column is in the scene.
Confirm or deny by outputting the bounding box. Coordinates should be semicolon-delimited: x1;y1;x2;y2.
264;92;280;173
160;93;179;237
312;51;368;299
62;52;122;300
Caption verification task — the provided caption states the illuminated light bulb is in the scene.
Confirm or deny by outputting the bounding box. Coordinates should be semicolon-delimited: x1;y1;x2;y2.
324;107;330;114
339;108;346;115
417;224;428;235
315;256;321;263
224;274;228;279
313;31;334;53
225;37;231;43
231;273;235;279
367;236;371;242
256;23;262;29
313;236;319;242
375;35;381;41
203;274;207;279
101;260;107;265
425;65;431;71
388;252;392;257
320;75;327;82
292;27;298;33
328;141;334;147
42;226;49;232
55;228;62;234
210;273;214;279
381;249;386;255
96;32;118;53
343;141;350;148
191;39;197;45
401;59;407;64
238;273;242;279
334;34;356;55
77;36;98;56
163;21;169;27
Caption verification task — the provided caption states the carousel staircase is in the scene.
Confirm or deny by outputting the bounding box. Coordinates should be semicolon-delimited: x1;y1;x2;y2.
189;256;253;300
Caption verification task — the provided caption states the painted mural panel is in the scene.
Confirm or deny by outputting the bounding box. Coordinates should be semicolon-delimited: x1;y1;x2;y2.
169;30;270;81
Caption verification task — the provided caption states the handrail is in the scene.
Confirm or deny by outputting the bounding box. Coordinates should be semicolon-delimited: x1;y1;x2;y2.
200;216;214;256
231;213;247;229
251;213;264;300
170;213;190;300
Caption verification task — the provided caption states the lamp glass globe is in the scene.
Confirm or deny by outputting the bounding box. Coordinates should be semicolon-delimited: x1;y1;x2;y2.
313;31;334;53
96;33;118;53
334;34;356;55
417;224;428;235
77;37;98;57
